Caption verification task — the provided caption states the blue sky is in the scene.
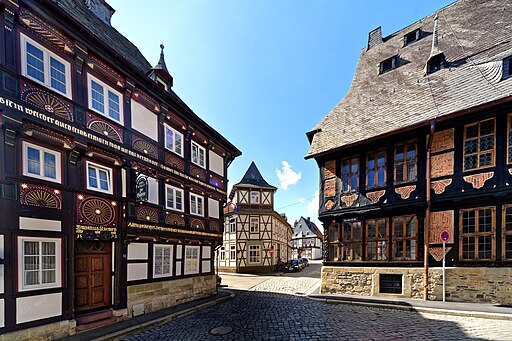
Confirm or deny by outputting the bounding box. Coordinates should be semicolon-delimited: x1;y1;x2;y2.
108;0;454;229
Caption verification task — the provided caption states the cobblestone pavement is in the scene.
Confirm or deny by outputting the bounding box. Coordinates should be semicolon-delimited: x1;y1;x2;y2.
124;289;512;341
124;261;512;341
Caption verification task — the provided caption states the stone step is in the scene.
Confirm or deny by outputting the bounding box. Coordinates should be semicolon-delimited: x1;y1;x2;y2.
75;316;117;332
76;308;114;325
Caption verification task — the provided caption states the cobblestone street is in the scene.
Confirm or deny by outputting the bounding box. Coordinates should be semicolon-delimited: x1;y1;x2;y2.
123;262;512;340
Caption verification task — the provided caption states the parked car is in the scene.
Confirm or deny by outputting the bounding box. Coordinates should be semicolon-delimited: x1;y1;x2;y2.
284;259;301;272
300;258;309;267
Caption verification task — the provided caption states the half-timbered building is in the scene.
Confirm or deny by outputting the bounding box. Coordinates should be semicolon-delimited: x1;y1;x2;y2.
217;162;292;273
0;0;240;338
306;0;512;303
291;217;323;260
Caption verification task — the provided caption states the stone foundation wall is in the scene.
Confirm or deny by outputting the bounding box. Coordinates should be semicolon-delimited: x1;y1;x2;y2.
0;319;75;341
322;266;512;304
127;274;216;317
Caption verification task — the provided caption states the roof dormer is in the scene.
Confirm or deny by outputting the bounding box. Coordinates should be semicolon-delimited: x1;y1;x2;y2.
426;14;446;74
148;44;173;91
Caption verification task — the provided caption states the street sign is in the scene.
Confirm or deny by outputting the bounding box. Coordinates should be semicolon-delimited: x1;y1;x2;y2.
441;231;450;242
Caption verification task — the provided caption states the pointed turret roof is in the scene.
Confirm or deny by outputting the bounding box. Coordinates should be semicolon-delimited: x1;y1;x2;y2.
153;44;169;73
234;162;277;190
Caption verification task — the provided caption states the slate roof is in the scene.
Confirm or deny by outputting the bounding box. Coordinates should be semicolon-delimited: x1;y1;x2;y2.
292;217;323;239
234;162;277;190
306;0;512;159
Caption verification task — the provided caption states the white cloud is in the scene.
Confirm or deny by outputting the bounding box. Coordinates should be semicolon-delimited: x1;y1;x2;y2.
275;161;301;190
307;190;319;213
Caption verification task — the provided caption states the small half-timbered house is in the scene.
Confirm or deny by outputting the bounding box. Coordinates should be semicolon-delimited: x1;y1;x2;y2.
217;162;292;273
306;0;512;303
291;217;323;260
0;0;240;338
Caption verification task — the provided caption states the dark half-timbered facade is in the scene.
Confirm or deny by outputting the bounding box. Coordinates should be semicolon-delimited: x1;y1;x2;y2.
0;0;240;338
217;162;292;273
306;0;512;303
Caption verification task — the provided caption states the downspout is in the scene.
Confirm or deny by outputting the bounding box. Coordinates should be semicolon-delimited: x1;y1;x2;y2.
424;120;436;300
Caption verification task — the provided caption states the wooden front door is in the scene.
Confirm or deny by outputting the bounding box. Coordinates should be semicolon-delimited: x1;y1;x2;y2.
75;241;111;312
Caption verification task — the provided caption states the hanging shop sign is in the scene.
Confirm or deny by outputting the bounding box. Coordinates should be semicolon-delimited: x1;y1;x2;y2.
136;176;149;202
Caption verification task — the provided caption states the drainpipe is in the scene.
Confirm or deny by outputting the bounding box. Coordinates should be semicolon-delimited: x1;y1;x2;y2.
424;120;436;300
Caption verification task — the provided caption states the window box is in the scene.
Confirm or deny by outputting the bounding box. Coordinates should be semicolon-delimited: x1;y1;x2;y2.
164;124;183;157
17;236;62;291
20;33;72;98
165;184;184;212
191;141;206;168
87;73;123;125
22;141;62;183
190;193;204;216
86;161;113;194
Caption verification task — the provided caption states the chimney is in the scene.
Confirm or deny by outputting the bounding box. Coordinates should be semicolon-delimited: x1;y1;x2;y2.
367;27;382;50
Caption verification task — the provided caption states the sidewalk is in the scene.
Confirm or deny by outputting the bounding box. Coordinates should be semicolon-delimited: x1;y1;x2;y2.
57;291;233;341
309;293;512;320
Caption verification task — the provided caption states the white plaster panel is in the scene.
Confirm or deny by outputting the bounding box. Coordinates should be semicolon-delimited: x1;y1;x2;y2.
175;261;182;276
0;299;3;328
127;263;148;281
16;293;62;324
147;177;159;205
127;243;148;260
0;265;3;294
0;235;3;259
19;217;61;231
202;260;211;273
208;198;219;219
202;246;211;259
176;245;183;259
131;100;158;141
208;150;224;176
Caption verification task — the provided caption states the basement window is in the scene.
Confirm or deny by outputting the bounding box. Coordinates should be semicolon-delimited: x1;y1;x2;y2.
380;55;398;74
379;274;402;294
404;29;420;46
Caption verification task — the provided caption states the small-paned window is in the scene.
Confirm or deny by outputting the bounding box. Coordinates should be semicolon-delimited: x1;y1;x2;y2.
153;244;172;278
250;217;259;233
403;29;420;46
219;246;225;260
392;215;418;260
463;118;495;171
184;246;199;274
230;245;236;259
249;245;261;263
502;205;512;260
342;221;362;261
22;141;61;183
190;193;204;216
165;184;184;212
191;141;206;168
86;161;113;194
87;74;123;124
20;34;72;98
380;55;398;74
460;207;495;261
18;237;62;291
164;124;183;157
250;191;260;204
341;157;359;193
229;218;236;233
328;223;340;261
366;218;388;261
367;150;386;189
394;141;417;184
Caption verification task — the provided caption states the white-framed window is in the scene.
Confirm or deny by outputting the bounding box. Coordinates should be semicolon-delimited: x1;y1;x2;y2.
230;245;236;260
22;141;62;183
229;218;236;233
20;33;72;98
184;246;199;275
164;124;183;157
17;236;62;291
190;193;204;216
219;246;225;260
86;161;113;194
191;141;206;168
153;244;173;278
87;73;123;124
165;184;184;212
250;191;260;204
250;217;259;233
249;245;261;264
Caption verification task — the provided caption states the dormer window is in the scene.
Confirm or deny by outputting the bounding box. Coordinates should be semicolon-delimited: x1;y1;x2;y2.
156;77;168;91
427;54;445;74
503;57;512;79
380;55;398;74
404;29;420;46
